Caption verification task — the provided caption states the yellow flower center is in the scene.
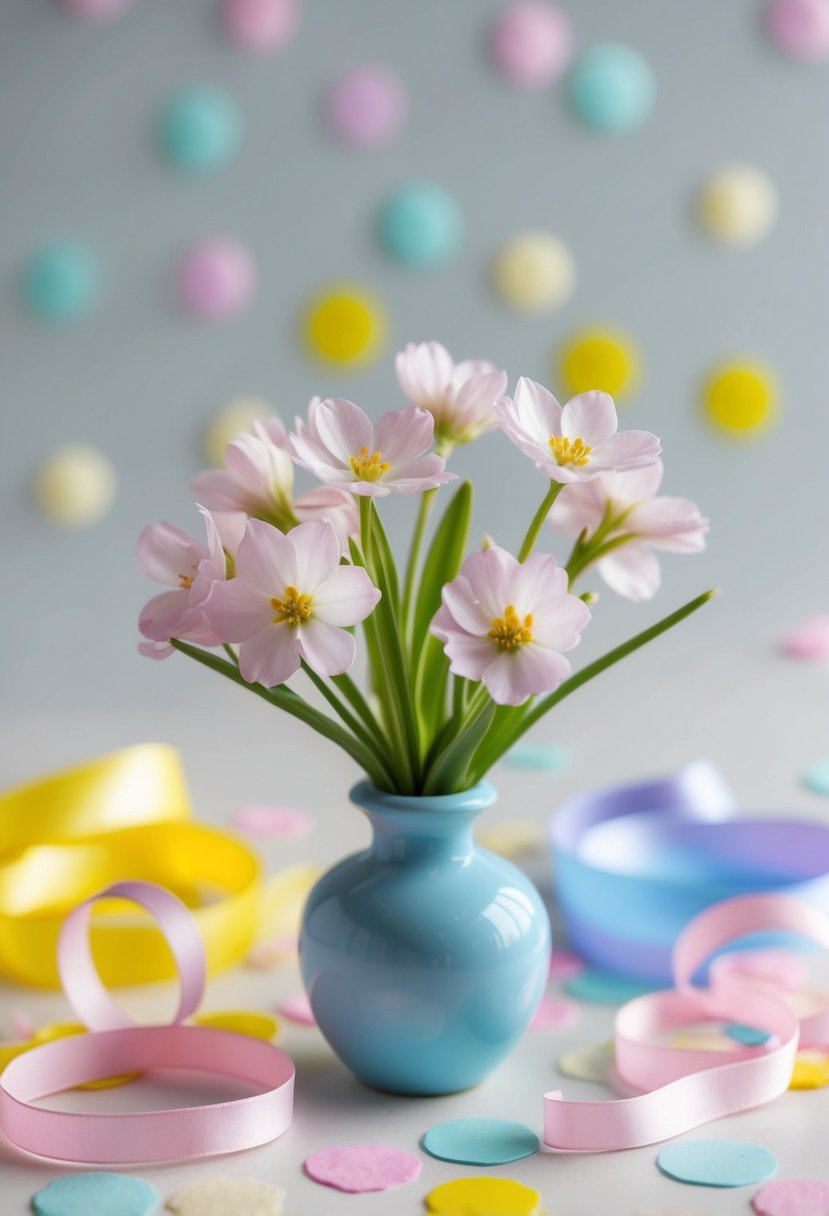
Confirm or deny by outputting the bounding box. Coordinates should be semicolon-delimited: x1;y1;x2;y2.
349;446;391;482
178;573;194;590
489;605;535;651
270;585;313;627
549;435;592;468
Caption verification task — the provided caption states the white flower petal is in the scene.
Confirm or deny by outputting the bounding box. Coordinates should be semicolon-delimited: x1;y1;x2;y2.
238;625;301;687
560;391;618;445
236;519;297;593
311;565;380;626
598;543;662;602
298;618;356;677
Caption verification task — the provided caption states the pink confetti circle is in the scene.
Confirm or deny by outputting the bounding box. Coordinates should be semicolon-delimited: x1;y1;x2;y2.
781;615;829;660
221;0;299;53
489;1;574;89
177;238;256;320
278;991;316;1025
549;949;586;981
712;949;808;992
765;0;829;61
305;1143;422;1193
752;1177;829;1216
231;804;313;837
58;0;133;19
325;65;408;148
529;993;580;1031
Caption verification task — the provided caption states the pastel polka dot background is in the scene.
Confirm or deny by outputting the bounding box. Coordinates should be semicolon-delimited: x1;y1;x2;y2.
0;0;827;711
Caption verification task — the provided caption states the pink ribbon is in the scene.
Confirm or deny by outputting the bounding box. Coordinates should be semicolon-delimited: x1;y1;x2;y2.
0;881;294;1163
544;893;829;1151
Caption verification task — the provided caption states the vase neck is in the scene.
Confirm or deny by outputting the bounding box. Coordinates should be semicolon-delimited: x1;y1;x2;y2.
350;780;498;865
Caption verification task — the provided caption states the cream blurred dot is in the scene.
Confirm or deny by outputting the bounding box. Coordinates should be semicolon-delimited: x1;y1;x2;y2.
491;230;576;312
33;443;116;528
203;396;272;465
696;165;778;248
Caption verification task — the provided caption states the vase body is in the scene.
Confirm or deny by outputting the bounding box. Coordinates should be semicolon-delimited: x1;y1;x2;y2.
299;779;551;1095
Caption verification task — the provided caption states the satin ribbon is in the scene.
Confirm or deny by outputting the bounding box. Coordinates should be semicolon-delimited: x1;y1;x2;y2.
544;893;829;1151
551;760;829;982
0;744;313;987
0;882;295;1163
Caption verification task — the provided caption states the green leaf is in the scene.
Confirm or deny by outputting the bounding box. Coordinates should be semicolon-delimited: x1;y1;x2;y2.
369;508;401;616
423;696;496;796
411;481;473;663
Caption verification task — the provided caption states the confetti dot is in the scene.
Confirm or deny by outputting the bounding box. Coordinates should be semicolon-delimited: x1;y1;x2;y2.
477;820;545;857
58;0;133;18
670;1031;734;1052
378;181;462;269
491;231;576;313
701;361;778;437
34;1173;158;1216
725;1023;771;1046
804;760;829;794
202;396;272;465
426;1175;541;1215
712;949;808;991
565;969;654;1004
422;1118;540;1166
753;1178;829;1216
559;327;639;399
657;1140;777;1188
221;0;299;52
177;238;256;319
325;65;408;148
246;935;298;969
489;1;574;89
232;804;313;837
277;991;316;1025
158;86;242;175
7;1009;35;1039
166;1177;286;1216
696;165;778;248
781;616;829;661
790;1050;829;1089
568;42;656;135
557;1039;614;1081
22;240;99;322
193;1009;278;1040
305;286;385;365
504;740;572;771
765;0;829;60
33;443;117;529
305;1144;421;1193
549;949;585;981
529;993;580;1031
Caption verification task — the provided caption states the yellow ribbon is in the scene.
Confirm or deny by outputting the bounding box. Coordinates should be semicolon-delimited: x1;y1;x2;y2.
0;744;316;988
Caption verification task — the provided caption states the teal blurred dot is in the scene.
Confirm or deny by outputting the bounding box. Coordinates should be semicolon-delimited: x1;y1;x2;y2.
803;758;829;795
22;240;99;321
158;85;242;174
378;181;463;269
504;741;572;772
568;42;656;136
725;1022;770;1046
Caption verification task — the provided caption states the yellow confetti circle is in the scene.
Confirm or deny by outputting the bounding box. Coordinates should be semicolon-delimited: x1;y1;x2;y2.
305;286;385;366
790;1050;829;1090
697;165;778;248
426;1176;541;1216
194;1009;279;1041
702;360;778;437
33;442;117;528
491;231;576;313
558;326;639;400
202;396;273;465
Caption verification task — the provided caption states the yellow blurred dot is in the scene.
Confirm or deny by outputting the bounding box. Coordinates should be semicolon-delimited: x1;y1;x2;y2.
203;396;272;465
426;1176;541;1216
305;286;385;366
194;1009;279;1041
491;231;576;313
477;820;545;858
790;1050;829;1090
697;165;778;248
559;327;639;400
33;442;117;528
702;360;778;437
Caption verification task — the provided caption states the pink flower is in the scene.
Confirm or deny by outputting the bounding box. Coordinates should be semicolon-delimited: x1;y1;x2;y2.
292;483;359;548
495;378;661;483
290;398;455;497
549;460;709;601
137;508;238;658
204;519;380;686
431;547;590;706
395;340;508;446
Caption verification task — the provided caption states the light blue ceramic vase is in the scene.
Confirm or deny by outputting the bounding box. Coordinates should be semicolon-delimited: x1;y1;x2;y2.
300;779;551;1094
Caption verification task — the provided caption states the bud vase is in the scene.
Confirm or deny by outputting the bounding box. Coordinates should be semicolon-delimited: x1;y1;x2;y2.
299;779;551;1095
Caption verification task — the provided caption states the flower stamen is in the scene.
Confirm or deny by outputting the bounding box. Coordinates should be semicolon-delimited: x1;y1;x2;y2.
489;604;535;651
549;435;592;468
178;573;194;590
271;585;313;627
349;446;392;483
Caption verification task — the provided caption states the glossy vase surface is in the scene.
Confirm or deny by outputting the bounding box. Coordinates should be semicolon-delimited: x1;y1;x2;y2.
299;780;551;1095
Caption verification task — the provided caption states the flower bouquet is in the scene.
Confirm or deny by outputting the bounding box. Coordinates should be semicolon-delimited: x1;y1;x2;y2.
138;340;712;1093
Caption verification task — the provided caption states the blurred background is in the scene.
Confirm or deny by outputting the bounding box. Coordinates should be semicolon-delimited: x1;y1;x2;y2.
1;0;826;784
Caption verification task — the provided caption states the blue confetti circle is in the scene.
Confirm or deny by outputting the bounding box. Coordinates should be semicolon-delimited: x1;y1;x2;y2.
423;1117;540;1166
725;1022;771;1046
158;85;242;174
378;180;463;268
33;1173;158;1216
657;1139;777;1188
803;758;829;795
22;240;99;321
568;43;656;135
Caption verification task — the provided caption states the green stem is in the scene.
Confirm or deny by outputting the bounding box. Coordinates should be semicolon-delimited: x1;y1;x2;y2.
567;532;639;587
423;686;495;796
301;662;400;792
401;487;437;641
518;481;564;562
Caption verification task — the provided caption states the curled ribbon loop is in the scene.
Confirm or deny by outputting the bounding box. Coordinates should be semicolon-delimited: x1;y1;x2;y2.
544;893;829;1152
0;881;295;1163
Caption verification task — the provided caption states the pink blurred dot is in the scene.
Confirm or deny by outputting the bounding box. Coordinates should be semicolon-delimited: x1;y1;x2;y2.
232;804;314;837
325;65;408;148
58;0;133;18
278;991;316;1025
781;615;829;660
549;949;586;981
177;238;256;320
529;993;580;1031
489;1;574;89
712;949;808;992
766;0;829;60
221;0;299;52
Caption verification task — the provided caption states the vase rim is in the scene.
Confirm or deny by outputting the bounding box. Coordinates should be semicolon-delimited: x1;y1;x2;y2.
350;778;498;816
